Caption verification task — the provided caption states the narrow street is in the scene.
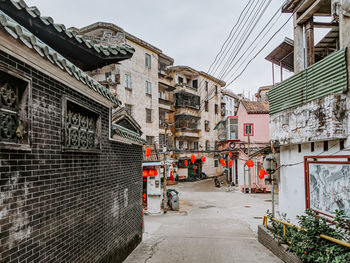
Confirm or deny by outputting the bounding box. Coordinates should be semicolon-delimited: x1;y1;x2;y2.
125;179;281;263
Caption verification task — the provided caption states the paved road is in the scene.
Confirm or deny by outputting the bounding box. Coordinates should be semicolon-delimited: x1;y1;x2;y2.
125;179;281;263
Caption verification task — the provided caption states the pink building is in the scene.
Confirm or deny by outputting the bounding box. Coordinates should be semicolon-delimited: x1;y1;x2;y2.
218;100;271;193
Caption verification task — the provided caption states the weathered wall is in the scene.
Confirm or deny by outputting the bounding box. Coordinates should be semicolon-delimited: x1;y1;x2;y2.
270;94;348;146
278;140;345;223
0;51;143;263
89;36;160;141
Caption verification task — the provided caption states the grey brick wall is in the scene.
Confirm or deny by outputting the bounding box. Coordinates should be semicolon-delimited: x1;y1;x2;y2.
258;225;302;263
0;50;143;263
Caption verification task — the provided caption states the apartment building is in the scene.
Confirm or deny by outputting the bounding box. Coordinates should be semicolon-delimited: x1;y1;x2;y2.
76;22;173;144
167;66;226;179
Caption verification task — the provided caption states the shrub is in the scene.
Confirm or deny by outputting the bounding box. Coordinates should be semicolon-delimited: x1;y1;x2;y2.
267;209;350;263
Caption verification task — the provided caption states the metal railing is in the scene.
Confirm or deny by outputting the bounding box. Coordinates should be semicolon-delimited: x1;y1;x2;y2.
262;215;350;249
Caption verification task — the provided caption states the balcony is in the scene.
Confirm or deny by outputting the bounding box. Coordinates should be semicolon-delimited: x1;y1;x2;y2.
175;83;198;92
174;92;200;110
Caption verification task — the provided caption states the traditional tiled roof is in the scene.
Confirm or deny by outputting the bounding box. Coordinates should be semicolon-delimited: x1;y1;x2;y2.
0;0;135;70
0;10;122;105
112;124;146;144
241;100;269;114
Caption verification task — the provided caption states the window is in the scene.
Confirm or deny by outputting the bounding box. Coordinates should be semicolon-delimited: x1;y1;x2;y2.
205;121;210;132
0;70;30;147
125;74;131;89
105;71;112;80
214;160;218;167
146;136;154;145
145;81;152;95
179;141;184;149
228;118;238;140
215;104;218;114
298;144;301;153
125;104;133;116
311;142;315;152
205;140;210;150
194;141;199;150
205;100;209;112
244;123;253;136
159;134;168;149
205;81;208;92
215;141;218;150
323;141;328;151
145;53;151;68
146;108;152;123
215;85;218;95
159;110;166;128
340;139;345;150
192;79;198;89
64;98;101;151
178;76;183;84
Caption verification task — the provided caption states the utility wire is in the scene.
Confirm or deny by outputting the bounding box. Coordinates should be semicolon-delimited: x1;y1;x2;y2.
224;14;293;88
217;0;272;80
221;4;283;81
207;0;254;74
210;0;262;77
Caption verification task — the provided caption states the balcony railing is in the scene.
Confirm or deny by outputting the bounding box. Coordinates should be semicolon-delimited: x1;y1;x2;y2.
269;49;348;115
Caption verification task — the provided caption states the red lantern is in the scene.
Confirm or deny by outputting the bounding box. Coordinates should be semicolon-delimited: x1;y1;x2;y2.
201;156;206;163
145;147;151;157
259;169;268;179
149;169;154;177
153;169;158;176
191;154;196;163
229;152;233;158
143;170;149;177
246;160;254;167
184;160;188;166
228;160;233;167
220;159;226;166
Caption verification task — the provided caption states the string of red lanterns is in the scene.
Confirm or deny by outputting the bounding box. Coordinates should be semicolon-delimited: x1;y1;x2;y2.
142;169;158;177
258;168;268;179
191;154;196;163
228;160;233;168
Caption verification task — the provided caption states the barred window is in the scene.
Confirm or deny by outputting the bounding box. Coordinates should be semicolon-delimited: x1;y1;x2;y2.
63;98;101;151
0;70;30;148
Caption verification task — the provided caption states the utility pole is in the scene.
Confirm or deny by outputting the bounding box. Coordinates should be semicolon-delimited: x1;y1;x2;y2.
248;133;251;194
162;125;168;213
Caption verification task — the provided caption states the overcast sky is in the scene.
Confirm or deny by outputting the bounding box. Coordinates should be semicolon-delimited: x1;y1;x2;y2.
26;0;329;98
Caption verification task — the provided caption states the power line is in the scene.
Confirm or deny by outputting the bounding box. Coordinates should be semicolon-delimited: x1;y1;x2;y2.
217;0;273;80
207;0;254;74
220;4;284;81
210;0;262;77
224;14;293;88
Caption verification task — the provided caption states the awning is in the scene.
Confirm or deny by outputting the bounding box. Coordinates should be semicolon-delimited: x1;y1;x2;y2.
143;162;162;167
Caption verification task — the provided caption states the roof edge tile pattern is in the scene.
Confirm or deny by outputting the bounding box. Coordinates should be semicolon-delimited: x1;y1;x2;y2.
78;22;162;55
241;100;269;114
6;0;135;60
112;123;146;144
0;10;122;106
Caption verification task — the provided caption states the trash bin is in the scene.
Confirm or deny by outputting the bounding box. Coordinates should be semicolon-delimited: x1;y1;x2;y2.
167;189;179;211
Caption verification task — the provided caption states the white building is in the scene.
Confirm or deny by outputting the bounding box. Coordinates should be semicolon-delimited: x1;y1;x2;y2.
268;0;350;222
76;22;173;144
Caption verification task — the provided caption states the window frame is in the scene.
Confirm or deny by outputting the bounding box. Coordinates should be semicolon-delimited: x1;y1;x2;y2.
0;66;32;151
243;123;254;136
62;95;102;153
145;81;152;95
125;74;132;90
146;108;152;123
204;100;209;112
145;53;151;68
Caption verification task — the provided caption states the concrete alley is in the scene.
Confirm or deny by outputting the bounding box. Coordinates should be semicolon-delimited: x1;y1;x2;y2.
125;180;281;263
